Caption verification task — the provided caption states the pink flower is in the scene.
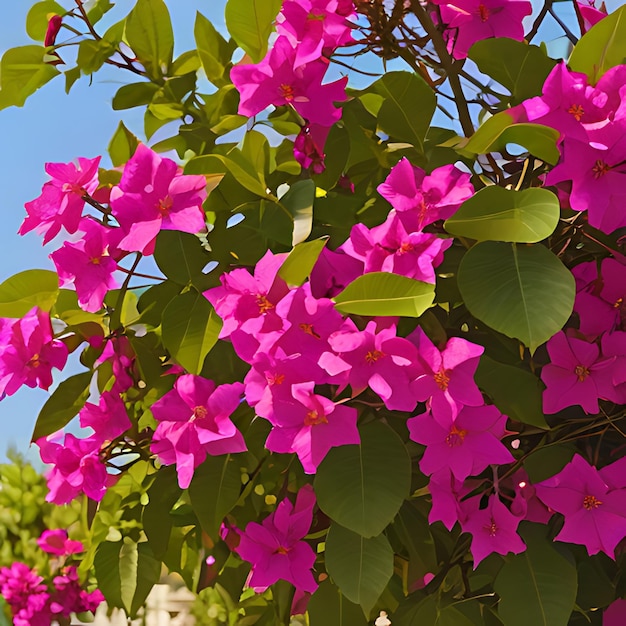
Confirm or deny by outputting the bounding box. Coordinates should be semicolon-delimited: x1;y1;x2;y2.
266;382;359;473
377;159;474;231
19;156;100;244
110;144;207;254
433;0;532;60
79;390;132;442
94;335;136;393
0;307;68;398
37;529;84;556
340;212;452;284
322;320;419;411
151;376;247;489
38;432;113;504
541;331;617;414
428;468;473;530
277;0;355;67
44;14;63;47
604;599;626;626
50;566;104;617
409;328;484;421
294;124;327;174
408;404;513;480
461;494;526;567
534;454;626;557
231;36;347;126
576;0;607;33
0;563;51;626
309;247;364;299
236;485;318;593
50;218;119;313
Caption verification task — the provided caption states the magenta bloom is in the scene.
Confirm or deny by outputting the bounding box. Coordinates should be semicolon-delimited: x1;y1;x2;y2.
151;376;247;489
522;63;609;141
79;390;132;443
574;258;626;337
428;468;474;530
545;130;626;234
604;599;626;626
576;0;607;32
50;566;104;618
341;212;452;284
409;328;484;421
50;218;119;313
377;159;474;231
433;0;532;59
236;485;318;593
19;156;100;244
37;530;84;556
44;14;63;47
231;36;347;126
0;307;68;398
110;144;207;254
534;454;626;557
408;404;513;480
541;331;617;414
0;563;51;626
267;382;359;473
94;335;136;393
309;247;364;299
294;124;327;174
277;0;355;67
38;432;113;504
322;320;420;411
461;494;526;567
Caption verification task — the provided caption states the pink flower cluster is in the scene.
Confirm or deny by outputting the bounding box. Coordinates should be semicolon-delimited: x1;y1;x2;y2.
231;0;355;173
0;530;103;626
20;144;207;312
518;63;626;234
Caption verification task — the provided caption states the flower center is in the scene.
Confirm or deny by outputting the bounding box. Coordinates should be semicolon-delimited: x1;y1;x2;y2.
157;195;173;214
191;406;208;421
90;257;101;265
276;546;290;555
445;424;467;447
304;410;328;426
484;519;498;536
299;323;321;339
307;11;326;20
592;159;611;178
583;494;602;510
279;83;295;101
567;104;585;121
614;297;623;309
365;350;385;363
62;183;86;196
399;241;414;254
256;294;274;314
28;353;42;368
267;372;285;386
478;3;490;21
433;368;450;391
574;364;590;382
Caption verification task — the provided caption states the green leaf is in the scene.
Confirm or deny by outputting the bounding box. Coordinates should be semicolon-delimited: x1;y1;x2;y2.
278;237;328;287
161;291;222;374
188;454;242;537
108;121;139;167
77;38;116;74
461;112;560;165
31;371;93;441
94;539;161;618
186;153;269;198
0;269;59;317
112;81;160;110
26;1;66;41
494;524;577;626
315;421;411;538
325;524;394;616
87;0;115;26
280;179;315;246
569;4;626;83
307;580;368;626
370;71;436;153
468;39;556;103
143;466;181;558
153;231;211;287
444;187;560;243
125;0;174;80
224;0;282;62
333;272;435;318
476;356;548;429
457;242;575;353
137;280;182;327
394;595;483;626
0;46;60;110
195;12;235;86
171;50;201;76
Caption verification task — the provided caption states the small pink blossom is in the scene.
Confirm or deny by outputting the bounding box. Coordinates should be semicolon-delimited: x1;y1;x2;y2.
37;529;84;556
151;376;247;489
19;156;100;244
79;390;132;442
294;124;327;174
236;485;318;593
110;144;207;255
44;14;63;47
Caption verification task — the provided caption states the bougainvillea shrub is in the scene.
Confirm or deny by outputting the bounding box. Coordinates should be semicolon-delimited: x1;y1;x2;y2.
1;0;626;623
